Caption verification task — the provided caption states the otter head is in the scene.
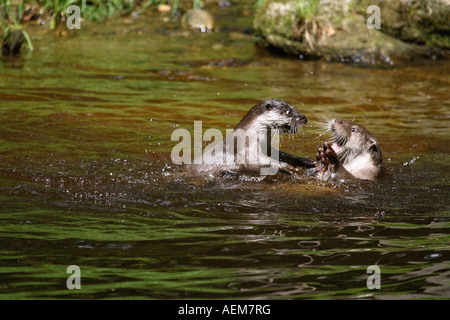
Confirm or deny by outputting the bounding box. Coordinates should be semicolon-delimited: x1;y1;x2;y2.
328;119;382;164
236;99;307;134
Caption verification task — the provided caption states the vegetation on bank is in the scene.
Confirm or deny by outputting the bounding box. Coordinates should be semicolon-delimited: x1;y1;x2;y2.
1;0;206;28
0;0;209;55
1;0;33;54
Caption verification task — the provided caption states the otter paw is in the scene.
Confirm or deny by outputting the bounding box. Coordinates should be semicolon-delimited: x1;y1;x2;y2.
322;142;340;165
316;147;330;166
281;164;300;175
314;148;328;173
316;148;329;165
316;148;323;164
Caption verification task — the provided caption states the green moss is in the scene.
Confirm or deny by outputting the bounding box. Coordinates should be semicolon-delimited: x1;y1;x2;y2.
426;33;450;49
253;0;449;64
254;0;298;40
331;15;343;27
295;0;319;20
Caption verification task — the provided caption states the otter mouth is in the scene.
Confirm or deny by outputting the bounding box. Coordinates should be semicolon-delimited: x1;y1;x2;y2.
328;126;348;154
331;142;341;152
280;121;302;134
276;115;307;134
329;134;348;152
284;124;298;134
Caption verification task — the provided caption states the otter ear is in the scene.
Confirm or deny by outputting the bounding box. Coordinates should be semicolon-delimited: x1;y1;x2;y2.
264;103;273;110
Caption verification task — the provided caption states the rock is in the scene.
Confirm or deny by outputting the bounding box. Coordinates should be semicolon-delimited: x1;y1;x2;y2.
2;29;26;57
157;4;171;13
365;0;450;49
181;9;215;32
253;0;449;65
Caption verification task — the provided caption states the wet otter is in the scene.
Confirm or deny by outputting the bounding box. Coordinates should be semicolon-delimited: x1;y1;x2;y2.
316;119;383;181
193;99;314;175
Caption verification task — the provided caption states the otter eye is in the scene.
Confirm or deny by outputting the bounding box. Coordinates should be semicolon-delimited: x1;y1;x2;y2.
286;110;291;116
351;127;356;132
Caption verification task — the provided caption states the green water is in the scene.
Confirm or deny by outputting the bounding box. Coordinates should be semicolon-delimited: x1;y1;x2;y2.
0;5;449;299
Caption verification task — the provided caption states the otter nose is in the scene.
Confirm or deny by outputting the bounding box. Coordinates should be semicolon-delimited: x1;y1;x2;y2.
296;115;307;123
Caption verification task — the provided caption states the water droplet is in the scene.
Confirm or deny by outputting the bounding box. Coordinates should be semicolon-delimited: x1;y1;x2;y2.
424;253;441;260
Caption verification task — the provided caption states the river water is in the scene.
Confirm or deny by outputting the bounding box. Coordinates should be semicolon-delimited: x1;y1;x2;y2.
0;4;449;299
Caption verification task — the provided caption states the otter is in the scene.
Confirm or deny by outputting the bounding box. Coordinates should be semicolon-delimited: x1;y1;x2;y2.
315;119;383;181
192;99;314;175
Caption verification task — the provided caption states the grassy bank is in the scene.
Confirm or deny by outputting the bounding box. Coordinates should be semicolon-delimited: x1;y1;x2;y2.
0;0;210;55
1;0;207;28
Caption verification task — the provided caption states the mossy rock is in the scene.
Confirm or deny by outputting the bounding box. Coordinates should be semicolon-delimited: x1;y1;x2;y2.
355;0;450;48
181;9;215;32
253;0;449;64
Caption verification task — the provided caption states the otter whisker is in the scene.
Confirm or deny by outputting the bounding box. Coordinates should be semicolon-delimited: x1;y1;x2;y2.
316;115;333;126
329;134;346;145
328;135;338;143
320;121;333;131
318;125;331;133
336;134;347;146
305;125;326;140
339;148;351;163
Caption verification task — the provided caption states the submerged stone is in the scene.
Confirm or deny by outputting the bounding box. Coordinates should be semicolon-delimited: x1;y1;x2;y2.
181;9;215;32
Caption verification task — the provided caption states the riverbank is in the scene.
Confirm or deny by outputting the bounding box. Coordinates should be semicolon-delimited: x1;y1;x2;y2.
253;0;449;65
